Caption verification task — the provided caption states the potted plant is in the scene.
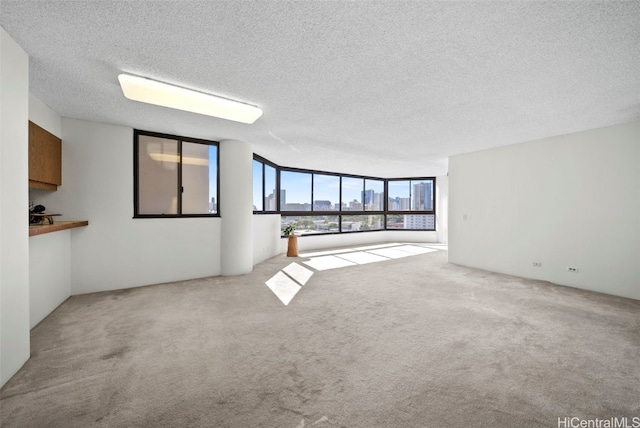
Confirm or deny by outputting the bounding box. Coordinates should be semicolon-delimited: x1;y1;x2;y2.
284;223;298;257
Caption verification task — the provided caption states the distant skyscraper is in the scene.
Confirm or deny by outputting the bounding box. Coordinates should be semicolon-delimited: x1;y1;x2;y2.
399;197;410;210
265;192;276;211
373;192;383;210
404;214;435;229
412;182;433;211
279;189;286;210
362;189;374;205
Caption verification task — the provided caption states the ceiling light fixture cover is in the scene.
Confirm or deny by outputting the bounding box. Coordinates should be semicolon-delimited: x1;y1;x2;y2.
118;74;262;124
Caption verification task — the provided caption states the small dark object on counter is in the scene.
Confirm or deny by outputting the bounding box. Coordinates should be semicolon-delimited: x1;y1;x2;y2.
30;204;46;224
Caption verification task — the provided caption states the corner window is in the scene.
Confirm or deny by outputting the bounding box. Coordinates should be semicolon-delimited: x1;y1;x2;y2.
253;155;436;235
134;130;218;217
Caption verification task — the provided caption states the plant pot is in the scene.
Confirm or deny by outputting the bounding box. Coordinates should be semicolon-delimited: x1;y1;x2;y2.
286;234;298;257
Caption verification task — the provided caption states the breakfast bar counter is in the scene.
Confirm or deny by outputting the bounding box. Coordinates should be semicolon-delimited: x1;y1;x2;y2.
29;220;88;237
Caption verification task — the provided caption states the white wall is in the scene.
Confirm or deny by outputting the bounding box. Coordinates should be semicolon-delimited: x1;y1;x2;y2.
254;215;441;263
253;214;281;264
29;231;71;328
0;26;30;387
29;94;61;138
449;120;640;300
27;95;72;329
436;176;448;244
291;230;440;254
46;118;222;294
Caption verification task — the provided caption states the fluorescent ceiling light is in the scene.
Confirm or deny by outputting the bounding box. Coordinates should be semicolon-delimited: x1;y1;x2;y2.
118;74;262;124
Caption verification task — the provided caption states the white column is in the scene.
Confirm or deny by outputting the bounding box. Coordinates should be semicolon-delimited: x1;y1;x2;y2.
1;27;31;387
219;139;253;275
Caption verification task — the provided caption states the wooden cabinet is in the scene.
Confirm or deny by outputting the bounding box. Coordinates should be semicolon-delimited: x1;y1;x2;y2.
29;121;62;191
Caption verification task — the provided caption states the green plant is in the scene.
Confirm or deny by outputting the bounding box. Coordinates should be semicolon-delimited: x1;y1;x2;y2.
283;223;296;236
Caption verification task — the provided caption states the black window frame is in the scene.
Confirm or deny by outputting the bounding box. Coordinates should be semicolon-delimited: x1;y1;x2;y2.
133;129;220;218
385;177;436;231
252;154;436;236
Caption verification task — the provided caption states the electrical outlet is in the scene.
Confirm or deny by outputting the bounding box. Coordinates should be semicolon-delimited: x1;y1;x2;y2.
567;266;579;273
532;262;542;267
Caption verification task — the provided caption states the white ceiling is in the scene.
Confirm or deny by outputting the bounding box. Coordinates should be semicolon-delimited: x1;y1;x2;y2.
1;1;639;177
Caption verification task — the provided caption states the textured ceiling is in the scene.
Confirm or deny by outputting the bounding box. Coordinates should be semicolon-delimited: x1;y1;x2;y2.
1;0;639;177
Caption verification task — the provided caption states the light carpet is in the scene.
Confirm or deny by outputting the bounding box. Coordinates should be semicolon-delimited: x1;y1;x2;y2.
1;248;638;427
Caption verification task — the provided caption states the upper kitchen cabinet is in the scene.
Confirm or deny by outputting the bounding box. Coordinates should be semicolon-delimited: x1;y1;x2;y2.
29;121;62;190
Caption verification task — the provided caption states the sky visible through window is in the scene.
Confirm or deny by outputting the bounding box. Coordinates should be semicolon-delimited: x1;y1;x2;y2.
209;145;218;205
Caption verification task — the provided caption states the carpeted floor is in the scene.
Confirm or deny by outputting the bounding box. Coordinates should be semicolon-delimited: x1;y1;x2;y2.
1;245;639;428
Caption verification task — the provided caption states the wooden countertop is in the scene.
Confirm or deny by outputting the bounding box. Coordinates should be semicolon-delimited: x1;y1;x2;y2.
29;220;89;237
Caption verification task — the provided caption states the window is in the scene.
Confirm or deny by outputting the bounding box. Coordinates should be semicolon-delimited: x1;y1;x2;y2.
313;174;340;211
364;179;384;211
342;215;384;232
264;165;276;211
134;130;218;217
387;180;411;211
252;160;263;211
386;214;435;230
257;158;436;235
280;170;312;211
341;177;364;211
253;156;278;213
386;178;435;230
282;215;339;234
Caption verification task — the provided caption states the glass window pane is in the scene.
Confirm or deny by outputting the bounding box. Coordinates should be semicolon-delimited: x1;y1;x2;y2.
364;179;384;211
388;180;411;211
341;215;384;232
182;142;216;214
282;215;339;235
208;145;218;214
138;135;179;215
264;165;277;211
411;180;434;211
313;174;339;211
341;177;363;211
280;171;311;211
252;160;263;211
386;214;435;230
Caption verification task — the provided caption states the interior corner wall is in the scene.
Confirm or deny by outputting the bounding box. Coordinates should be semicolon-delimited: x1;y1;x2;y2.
449;120;640;300
436;175;448;244
57;118;222;294
1;27;30;387
28;94;61;138
27;94;71;330
253;214;281;265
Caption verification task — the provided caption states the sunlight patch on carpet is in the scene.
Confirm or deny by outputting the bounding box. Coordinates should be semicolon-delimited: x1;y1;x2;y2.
283;262;314;286
393;245;438;255
335;251;389;265
265;272;302;305
302;255;357;271
268;244;444;305
366;247;415;259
